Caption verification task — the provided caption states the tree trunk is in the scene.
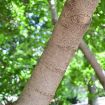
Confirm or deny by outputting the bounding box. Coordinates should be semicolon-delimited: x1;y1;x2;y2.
49;0;105;89
48;0;58;25
15;0;99;105
88;76;98;105
88;84;98;105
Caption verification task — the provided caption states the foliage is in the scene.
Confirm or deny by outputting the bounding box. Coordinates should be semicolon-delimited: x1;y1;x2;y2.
0;0;105;105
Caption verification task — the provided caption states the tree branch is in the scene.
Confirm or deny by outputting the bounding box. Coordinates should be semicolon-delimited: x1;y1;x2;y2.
79;41;105;89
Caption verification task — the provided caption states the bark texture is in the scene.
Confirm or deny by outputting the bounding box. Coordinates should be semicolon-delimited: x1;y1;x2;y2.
15;0;99;105
49;0;105;89
80;41;105;89
49;1;104;105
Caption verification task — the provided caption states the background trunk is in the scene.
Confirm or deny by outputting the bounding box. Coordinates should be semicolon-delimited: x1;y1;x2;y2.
14;0;99;105
88;76;98;105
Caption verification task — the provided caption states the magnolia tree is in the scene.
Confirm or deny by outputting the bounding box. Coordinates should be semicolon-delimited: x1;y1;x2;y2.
1;0;105;105
14;0;99;105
